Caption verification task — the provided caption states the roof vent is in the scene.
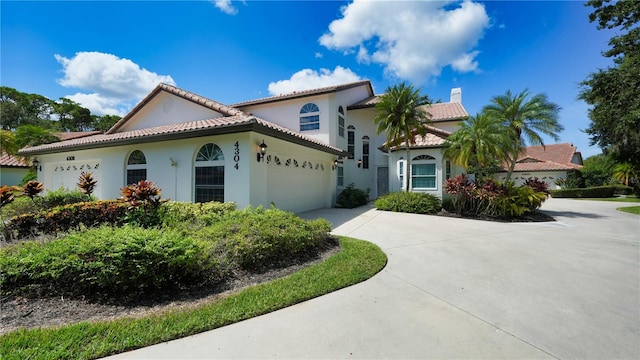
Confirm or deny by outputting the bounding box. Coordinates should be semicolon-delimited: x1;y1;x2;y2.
450;88;462;103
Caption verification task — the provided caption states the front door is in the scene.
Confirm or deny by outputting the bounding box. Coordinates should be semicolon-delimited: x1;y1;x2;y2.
377;166;389;197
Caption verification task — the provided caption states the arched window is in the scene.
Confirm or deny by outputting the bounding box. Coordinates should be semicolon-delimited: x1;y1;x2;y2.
411;155;437;190
126;150;147;185
362;136;370;169
338;106;345;137
347;125;355;159
194;143;224;203
300;103;320;131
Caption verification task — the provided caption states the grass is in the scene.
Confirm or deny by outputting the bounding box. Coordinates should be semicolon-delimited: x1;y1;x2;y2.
575;196;640;203
0;236;387;360
617;206;640;215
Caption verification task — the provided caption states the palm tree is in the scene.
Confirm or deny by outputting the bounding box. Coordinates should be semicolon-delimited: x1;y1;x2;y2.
443;112;511;180
483;89;563;182
374;82;432;192
14;124;60;149
613;162;638;187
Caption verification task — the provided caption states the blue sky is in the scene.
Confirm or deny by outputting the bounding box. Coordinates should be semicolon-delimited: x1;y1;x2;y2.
1;1;616;158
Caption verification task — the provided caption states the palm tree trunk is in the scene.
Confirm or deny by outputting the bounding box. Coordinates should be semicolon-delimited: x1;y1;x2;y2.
504;151;517;182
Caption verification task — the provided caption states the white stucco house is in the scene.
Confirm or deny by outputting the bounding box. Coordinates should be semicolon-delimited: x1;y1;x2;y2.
18;80;469;212
495;143;583;189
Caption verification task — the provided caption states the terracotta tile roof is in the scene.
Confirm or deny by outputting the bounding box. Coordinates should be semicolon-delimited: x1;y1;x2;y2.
509;143;583;172
232;80;374;108
422;102;469;121
381;125;452;151
348;96;469;122
107;83;245;134
1;151;28;167
18;115;345;156
54;131;102;141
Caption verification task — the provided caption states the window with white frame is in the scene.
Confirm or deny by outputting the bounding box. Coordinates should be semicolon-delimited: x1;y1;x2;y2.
338;106;345;137
194;143;224;203
126;150;147;185
362;136;370;169
337;166;344;187
347;125;355;159
397;157;406;190
300;103;320;131
411;155;437;190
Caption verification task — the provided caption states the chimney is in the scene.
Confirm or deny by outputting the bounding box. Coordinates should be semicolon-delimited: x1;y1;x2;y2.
450;87;462;103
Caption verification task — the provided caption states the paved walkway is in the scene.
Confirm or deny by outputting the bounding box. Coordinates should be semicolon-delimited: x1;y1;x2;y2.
106;198;639;359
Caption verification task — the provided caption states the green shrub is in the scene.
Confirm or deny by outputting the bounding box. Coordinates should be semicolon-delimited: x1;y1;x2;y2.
614;185;634;195
200;207;332;272
0;188;92;219
3;200;127;240
0;225;222;300
375;191;442;214
336;183;369;208
41;188;94;209
550;186;617;198
160;201;237;228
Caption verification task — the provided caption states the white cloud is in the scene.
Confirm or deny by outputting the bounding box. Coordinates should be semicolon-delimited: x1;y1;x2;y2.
268;66;362;95
55;51;175;116
212;0;238;15
314;52;323;59
319;0;490;82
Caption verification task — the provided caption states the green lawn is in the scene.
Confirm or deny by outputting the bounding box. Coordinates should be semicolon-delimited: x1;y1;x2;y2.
617;206;640;215
0;236;387;360
576;196;640;203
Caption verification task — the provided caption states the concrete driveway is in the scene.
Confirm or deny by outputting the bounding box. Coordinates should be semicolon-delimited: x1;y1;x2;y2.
107;198;639;359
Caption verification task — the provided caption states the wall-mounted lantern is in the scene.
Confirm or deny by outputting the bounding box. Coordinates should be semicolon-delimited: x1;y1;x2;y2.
256;140;268;162
357;159;362;168
32;158;41;171
332;158;343;171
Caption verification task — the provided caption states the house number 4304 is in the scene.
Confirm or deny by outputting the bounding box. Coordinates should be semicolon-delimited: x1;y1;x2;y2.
234;141;240;169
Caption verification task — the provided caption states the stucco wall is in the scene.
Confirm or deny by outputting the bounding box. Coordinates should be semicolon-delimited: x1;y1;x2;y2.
35;132;337;213
117;92;224;132
0;167;29;186
388;148;447;198
495;171;568;189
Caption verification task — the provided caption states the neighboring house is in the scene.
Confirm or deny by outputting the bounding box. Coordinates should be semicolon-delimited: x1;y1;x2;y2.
1;131;101;187
0;151;29;186
17;81;469;212
495;143;583;189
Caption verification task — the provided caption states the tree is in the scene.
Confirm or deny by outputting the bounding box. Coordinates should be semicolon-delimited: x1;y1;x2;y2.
443;112;510;180
483;89;563;182
580;153;616;187
54;98;93;131
0;130;19;155
91;114;121;132
613;162;638;187
15;125;60;149
580;0;640;168
374;82;432;192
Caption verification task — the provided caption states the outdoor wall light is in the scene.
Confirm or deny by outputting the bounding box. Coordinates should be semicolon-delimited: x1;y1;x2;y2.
332;158;343;170
256;140;268;162
32;158;41;171
357;159;362;168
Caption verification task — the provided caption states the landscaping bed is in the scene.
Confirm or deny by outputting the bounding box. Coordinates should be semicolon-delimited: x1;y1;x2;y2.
0;239;339;335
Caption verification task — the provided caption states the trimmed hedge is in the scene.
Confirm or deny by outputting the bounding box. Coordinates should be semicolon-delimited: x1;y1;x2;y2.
3;200;127;240
0;225;220;299
375;191;442;214
0;206;334;300
198;207;332;271
550;185;617;198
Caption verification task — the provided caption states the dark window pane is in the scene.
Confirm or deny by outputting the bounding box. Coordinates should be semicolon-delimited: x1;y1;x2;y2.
127;169;147;185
